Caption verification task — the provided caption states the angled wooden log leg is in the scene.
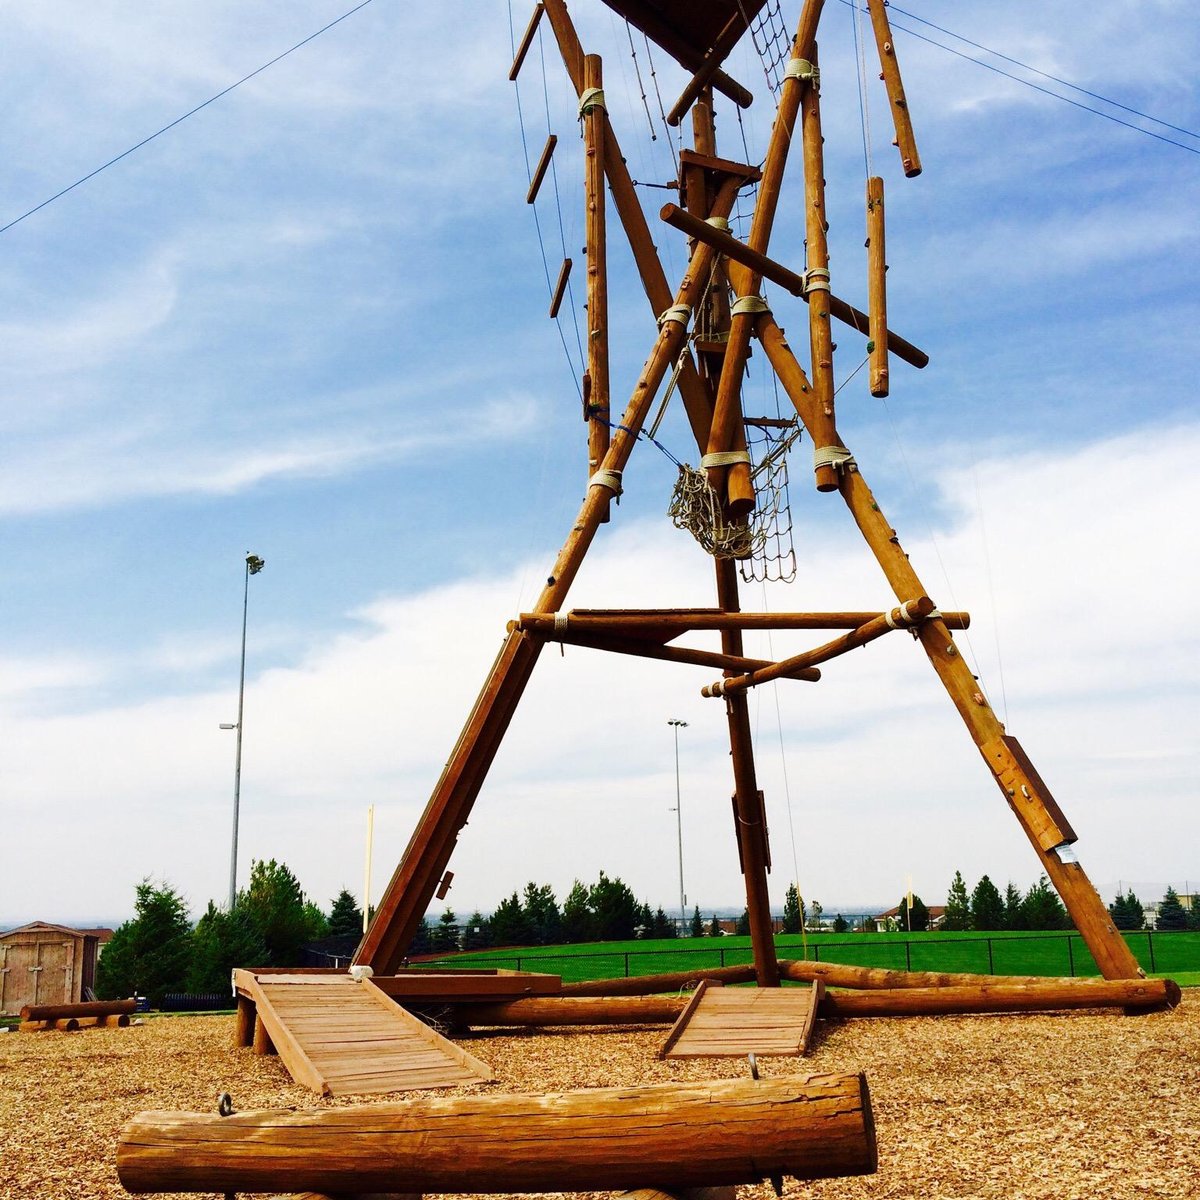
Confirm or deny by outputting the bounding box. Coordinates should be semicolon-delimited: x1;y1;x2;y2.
756;317;1142;981
867;0;922;177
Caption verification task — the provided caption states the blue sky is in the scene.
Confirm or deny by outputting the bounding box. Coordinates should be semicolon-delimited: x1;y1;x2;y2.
2;1;1197;928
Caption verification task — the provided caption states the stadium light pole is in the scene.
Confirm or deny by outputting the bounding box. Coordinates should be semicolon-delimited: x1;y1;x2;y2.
223;552;265;910
668;719;689;929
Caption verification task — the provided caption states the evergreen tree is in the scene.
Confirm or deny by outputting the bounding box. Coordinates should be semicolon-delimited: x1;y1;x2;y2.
187;900;265;994
1003;882;1026;930
832;913;849;933
896;894;929;932
490;891;529;946
461;911;492;951
521;882;562;945
1020;875;1067;931
782;883;804;934
95;879;192;1006
970;875;1005;931
302;900;330;941
942;871;971;932
708;913;721;937
653;906;678;938
1108;890;1145;932
735;907;751;936
238;859;314;966
589;872;640;941
1155;886;1189;931
408;916;431;956
635;901;654;937
690;905;704;938
561;880;592;943
430;909;459;953
328;889;364;939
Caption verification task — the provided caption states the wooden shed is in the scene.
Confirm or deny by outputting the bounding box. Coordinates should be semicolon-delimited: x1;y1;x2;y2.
0;922;111;1015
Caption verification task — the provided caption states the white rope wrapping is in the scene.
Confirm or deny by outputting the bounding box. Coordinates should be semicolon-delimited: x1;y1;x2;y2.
553;611;569;635
883;601;914;630
813;444;855;471
784;57;819;85
731;294;770;317
578;87;606;115
589;467;623;496
705;216;731;232
803;267;831;294
658;303;691;329
700;450;752;468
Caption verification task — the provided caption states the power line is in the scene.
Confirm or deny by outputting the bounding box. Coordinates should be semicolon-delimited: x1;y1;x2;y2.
0;0;379;237
836;0;1200;158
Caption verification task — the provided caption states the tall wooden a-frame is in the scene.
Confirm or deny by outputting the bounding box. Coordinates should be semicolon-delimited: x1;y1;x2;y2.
356;0;1142;985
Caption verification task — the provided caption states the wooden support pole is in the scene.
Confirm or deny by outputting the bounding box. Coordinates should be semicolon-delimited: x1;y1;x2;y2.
562;962;759;996
252;1013;275;1056
541;0;716;453
234;994;256;1047
666;12;754;126
525;132;557;204
460;994;688;1026
582;55;611;522
356;186;743;973
528;627;821;682
715;558;779;987
798;46;839;491
517;608;968;636
702;595;934;697
755;319;1144;983
662;202;928;369
20;997;135;1021
507;1;545;81
866;0;922;177
117;1075;877;1194
866;175;889;396
820;978;1179;1018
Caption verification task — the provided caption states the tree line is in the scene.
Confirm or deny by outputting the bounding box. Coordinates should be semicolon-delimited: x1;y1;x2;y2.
96;861;366;1005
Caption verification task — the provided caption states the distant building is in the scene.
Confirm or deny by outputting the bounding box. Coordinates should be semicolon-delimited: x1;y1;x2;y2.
872;905;946;931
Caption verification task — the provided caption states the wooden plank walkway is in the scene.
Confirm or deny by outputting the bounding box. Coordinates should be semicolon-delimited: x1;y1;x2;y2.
237;971;494;1097
660;979;824;1059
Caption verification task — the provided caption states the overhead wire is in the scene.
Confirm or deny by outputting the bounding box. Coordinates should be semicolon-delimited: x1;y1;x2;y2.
0;0;380;236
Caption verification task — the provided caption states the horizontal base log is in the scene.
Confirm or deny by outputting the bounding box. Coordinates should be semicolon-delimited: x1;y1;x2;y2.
118;1075;876;1194
460;995;689;1027
779;957;1106;990
561;963;758;996
819;978;1179;1018
20;997;136;1021
20;1013;131;1032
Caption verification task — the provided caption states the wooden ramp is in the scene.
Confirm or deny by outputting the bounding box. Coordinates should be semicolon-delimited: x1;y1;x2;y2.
235;971;493;1097
660;979;824;1059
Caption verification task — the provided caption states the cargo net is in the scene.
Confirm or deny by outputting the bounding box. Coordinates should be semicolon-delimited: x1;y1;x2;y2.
667;418;799;583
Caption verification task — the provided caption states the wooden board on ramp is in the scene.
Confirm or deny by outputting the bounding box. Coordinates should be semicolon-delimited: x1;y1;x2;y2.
660;979;824;1059
235;970;493;1097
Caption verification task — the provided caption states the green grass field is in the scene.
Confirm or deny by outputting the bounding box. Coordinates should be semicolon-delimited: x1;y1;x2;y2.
426;929;1200;985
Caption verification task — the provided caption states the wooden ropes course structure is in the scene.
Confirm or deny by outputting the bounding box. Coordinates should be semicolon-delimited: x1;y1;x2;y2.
355;0;1145;990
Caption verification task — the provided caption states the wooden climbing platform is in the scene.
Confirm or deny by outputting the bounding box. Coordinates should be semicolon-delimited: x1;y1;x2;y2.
660;979;824;1059
233;969;494;1097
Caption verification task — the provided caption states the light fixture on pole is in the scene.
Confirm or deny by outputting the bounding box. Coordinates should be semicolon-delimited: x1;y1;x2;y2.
668;718;689;929
223;552;265;910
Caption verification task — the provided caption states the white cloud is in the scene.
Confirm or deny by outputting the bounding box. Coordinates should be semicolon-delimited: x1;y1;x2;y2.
3;424;1195;924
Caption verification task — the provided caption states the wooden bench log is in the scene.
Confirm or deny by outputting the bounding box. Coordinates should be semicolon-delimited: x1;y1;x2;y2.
117;1074;876;1194
20;997;136;1021
460;994;688;1027
19;1013;132;1032
561;963;758;996
819;978;1179;1018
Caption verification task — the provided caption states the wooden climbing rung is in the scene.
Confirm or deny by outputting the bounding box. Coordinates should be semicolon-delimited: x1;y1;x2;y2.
660;978;824;1059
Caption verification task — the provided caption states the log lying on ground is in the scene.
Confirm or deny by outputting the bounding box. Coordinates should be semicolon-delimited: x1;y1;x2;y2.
118;1074;876;1194
20;997;135;1021
460;994;688;1027
560;963;758;996
20;1013;131;1032
779;958;1139;991
819;978;1179;1018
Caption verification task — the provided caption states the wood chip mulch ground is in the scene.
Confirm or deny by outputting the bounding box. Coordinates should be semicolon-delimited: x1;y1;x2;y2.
2;993;1199;1200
